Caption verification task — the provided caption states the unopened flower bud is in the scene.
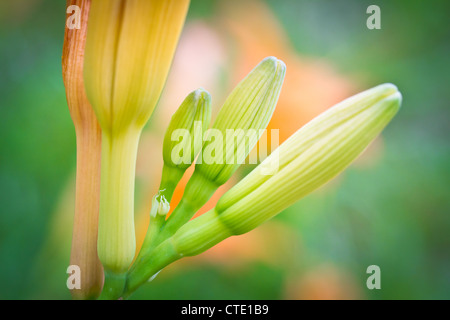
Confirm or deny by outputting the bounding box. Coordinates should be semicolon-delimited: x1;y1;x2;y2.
126;83;402;296
84;0;190;134
197;56;286;185
160;89;212;200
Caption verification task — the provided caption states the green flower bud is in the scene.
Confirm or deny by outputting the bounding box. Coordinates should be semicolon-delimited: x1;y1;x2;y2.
159;89;212;201
198;56;286;185
171;83;402;256
163;88;212;169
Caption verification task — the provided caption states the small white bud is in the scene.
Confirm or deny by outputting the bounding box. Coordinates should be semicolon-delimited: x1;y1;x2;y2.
150;190;170;218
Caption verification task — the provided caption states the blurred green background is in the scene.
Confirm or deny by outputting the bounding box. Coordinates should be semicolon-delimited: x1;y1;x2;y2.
0;0;449;299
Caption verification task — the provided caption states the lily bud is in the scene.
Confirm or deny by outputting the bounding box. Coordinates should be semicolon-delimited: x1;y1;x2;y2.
198;56;286;185
162;57;286;237
160;89;212;201
62;0;103;300
83;0;190;283
171;83;402;256
84;0;190;133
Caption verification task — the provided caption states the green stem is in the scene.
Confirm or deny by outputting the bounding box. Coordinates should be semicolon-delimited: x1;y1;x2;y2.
130;164;183;274
98;272;127;300
130;214;164;275
159;164;185;201
124;239;181;299
162;171;218;240
125;210;234;297
132;198;197;264
131;171;218;269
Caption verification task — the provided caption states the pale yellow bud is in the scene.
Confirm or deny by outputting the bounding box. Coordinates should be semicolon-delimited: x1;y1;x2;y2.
217;83;402;235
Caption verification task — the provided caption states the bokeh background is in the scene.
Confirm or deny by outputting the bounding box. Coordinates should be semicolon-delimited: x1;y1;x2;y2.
0;0;449;299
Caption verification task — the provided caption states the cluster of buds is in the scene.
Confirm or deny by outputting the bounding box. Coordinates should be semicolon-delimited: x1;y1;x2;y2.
62;0;401;300
126;83;401;295
159;57;286;241
131;57;285;272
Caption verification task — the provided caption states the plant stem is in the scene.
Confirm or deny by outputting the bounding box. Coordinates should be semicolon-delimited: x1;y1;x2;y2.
124;238;181;299
160;171;218;241
159;164;184;201
130;214;164;273
98;271;127;300
129;164;183;274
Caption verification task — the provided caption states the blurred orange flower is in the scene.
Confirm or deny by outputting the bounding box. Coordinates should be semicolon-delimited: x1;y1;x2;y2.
284;264;363;300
